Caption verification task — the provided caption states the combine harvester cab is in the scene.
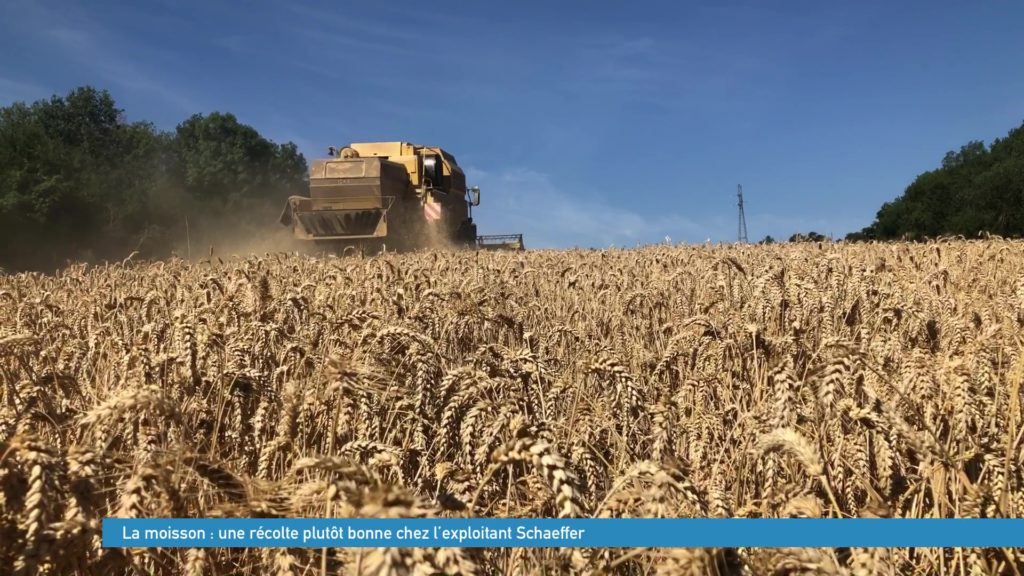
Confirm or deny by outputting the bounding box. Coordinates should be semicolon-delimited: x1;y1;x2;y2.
280;141;523;253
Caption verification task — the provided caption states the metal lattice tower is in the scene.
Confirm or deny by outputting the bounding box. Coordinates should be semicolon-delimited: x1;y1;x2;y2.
737;184;749;243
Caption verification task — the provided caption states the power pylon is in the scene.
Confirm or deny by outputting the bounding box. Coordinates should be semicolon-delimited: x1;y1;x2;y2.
737;184;749;243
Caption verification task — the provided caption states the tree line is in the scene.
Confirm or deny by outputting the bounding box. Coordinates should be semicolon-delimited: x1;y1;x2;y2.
0;86;307;271
849;121;1024;241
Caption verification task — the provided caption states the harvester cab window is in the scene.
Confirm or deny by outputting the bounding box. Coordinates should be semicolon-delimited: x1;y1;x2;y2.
423;154;442;190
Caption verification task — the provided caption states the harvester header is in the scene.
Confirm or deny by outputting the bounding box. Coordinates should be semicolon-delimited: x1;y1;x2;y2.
280;141;522;252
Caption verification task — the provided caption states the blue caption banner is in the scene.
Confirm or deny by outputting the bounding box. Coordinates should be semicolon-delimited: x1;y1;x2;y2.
103;518;1024;548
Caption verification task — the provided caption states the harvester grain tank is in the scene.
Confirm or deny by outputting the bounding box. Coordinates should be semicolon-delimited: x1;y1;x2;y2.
279;142;523;252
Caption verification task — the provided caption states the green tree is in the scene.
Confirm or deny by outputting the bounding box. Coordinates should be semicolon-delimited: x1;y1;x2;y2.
850;122;1024;240
0;87;308;271
788;231;826;242
166;112;308;255
171;112;306;204
0;87;165;269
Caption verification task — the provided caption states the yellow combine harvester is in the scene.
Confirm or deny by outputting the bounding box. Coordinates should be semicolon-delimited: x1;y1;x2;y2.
279;141;523;252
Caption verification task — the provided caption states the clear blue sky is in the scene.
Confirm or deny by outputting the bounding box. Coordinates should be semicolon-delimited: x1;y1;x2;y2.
2;1;1022;247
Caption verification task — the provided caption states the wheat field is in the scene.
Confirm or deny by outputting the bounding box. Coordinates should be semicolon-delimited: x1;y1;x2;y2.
1;240;1023;575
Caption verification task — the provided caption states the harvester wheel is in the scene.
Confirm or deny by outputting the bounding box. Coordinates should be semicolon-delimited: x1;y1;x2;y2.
456;219;478;246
